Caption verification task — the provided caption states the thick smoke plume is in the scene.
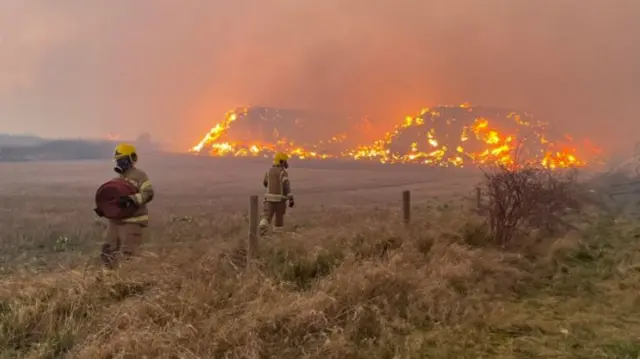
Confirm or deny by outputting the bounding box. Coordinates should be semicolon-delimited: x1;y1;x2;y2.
0;1;639;153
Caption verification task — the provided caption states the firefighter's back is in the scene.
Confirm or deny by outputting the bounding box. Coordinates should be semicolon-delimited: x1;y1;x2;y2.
266;166;287;201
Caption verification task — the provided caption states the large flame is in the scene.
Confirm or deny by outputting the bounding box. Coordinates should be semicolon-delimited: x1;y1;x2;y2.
190;104;600;168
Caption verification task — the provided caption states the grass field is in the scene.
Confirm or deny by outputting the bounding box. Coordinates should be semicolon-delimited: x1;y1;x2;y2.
1;156;639;358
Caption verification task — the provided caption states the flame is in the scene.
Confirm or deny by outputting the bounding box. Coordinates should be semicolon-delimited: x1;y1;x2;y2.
190;104;596;169
191;108;247;153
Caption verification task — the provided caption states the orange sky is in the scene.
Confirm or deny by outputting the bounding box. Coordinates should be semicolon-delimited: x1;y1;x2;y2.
0;0;639;154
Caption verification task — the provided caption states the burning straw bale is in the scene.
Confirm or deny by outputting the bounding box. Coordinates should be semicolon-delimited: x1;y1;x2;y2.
191;105;593;169
480;164;582;246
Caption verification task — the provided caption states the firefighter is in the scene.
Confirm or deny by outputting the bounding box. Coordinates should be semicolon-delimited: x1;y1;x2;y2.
93;143;154;268
259;152;294;236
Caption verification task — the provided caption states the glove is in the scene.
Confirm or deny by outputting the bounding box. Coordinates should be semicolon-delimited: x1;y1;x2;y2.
117;196;136;209
288;199;295;208
93;208;105;217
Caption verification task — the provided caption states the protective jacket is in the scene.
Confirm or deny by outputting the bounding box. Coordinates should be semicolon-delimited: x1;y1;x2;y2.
263;165;292;202
116;167;154;226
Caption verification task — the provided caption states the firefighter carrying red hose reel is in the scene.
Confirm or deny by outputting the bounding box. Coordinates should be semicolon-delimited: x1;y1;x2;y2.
94;143;154;268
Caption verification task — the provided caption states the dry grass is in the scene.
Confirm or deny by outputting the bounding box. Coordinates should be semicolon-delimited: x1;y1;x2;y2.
1;158;639;358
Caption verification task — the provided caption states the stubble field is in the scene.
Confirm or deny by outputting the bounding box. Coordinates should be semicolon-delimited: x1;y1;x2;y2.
0;155;639;358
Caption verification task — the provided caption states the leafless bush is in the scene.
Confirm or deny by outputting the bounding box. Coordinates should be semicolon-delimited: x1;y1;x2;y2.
481;164;581;246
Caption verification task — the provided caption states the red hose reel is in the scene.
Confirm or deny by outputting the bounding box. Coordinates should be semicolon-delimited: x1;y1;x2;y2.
95;179;138;220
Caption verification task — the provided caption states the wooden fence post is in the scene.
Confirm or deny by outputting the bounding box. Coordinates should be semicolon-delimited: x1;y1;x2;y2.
402;190;411;225
476;187;482;210
247;195;259;264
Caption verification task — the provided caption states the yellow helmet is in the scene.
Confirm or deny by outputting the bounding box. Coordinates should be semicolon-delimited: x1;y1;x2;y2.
113;143;137;161
273;152;289;165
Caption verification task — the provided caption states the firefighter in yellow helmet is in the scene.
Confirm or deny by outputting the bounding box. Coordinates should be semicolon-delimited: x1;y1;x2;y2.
259;152;294;235
93;143;155;268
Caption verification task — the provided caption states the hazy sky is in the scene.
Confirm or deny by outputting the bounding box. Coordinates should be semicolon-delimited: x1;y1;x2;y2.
1;0;639;152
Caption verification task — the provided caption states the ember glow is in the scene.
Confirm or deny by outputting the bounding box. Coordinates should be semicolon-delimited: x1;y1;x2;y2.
190;104;599;168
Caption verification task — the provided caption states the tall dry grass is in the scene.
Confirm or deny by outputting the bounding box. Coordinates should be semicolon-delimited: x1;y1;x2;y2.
1;194;639;358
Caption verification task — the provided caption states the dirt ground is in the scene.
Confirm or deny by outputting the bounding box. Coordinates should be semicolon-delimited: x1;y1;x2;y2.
0;156;480;269
0;155;482;207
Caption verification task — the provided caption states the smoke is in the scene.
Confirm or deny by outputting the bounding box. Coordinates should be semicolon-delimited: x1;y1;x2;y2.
1;0;639;153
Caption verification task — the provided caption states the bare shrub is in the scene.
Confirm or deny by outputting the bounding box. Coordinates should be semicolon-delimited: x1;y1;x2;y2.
481;164;581;246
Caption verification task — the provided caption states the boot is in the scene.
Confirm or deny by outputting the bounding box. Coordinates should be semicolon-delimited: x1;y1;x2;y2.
259;219;269;236
100;244;117;269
